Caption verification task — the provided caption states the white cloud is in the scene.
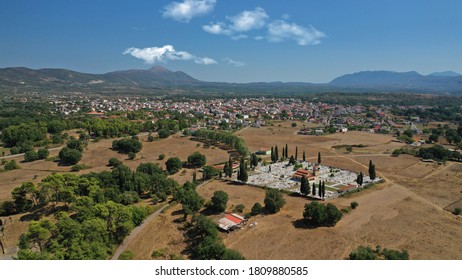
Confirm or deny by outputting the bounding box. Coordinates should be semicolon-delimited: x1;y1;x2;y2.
123;45;217;65
203;7;268;38
223;57;246;67
162;0;216;22
227;7;269;32
202;8;326;46
202;22;231;35
267;20;326;46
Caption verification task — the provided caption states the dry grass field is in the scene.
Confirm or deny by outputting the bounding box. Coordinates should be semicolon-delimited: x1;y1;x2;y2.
0;134;229;201
2;122;462;260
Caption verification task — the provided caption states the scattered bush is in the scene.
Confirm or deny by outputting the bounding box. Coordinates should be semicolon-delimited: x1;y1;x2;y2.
24;150;39;162
187;152;206;168
158;154;165;160
233;204;245;213
4;160;20;171
350;201;359;209
349;245;409;260
37;149;49;159
264;189;286;214
59;147;82;165
165;157;182;174
71;164;90;172
112;138;142;154
303;201;342;227
210;191;229;212
250;202;263;216
108;158;122;167
118;250;135;260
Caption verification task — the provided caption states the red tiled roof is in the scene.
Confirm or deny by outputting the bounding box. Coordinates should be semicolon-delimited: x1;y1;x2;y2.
224;213;244;224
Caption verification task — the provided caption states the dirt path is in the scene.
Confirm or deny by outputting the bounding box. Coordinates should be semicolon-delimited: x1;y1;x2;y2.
111;202;170;260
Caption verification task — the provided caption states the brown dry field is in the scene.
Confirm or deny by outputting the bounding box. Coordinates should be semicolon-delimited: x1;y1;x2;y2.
2;122;462;259
121;122;462;260
0;134;229;201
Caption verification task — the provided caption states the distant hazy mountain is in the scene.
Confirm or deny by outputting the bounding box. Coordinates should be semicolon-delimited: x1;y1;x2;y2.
428;71;461;77
0;66;461;95
328;70;462;93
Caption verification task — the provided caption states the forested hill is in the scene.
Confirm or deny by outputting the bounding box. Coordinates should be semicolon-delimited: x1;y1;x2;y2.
1;66;462;95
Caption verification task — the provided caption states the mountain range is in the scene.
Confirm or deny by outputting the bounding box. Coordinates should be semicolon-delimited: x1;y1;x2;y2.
0;66;461;95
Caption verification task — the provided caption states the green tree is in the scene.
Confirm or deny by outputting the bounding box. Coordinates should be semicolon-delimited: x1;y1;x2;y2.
112;138;142;154
264;189;286;214
37;149;49;160
165;157;182;174
59;147;82;165
237;157;248;182
369;160;376;180
300;176;310;195
5;160;20;171
24;150;39;162
108;158;122;167
289;155;296;165
211;190;229;212
202;166;220;180
303;202;342;227
251;202;263;215
250;153;258;169
187;152;206;168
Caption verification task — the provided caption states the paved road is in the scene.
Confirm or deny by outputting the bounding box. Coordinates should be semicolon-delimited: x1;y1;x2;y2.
111;202;171;260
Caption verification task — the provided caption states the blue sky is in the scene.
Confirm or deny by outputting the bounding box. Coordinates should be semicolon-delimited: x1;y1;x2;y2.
1;0;461;83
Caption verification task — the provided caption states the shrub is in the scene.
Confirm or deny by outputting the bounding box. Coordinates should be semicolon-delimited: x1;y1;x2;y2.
71;164;90;172
202;166;219;180
112;138;142;154
454;208;462;215
233;204;245;213
211;191;229;212
350;201;359;209
118;250;135;260
128;152;136;160
157;128;170;139
158;154;165;160
59;147;82;165
187;152;206;168
4;160;20;171
303;202;342;227
165;157;182;174
37;149;49;160
108;158;122;167
147;135;155;142
264;189;286;214
250;202;263;216
24;150;39;162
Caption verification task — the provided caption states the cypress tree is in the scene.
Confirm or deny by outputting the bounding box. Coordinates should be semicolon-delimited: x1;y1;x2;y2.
369;160;376;180
282;147;285;159
271;146;274;163
238;157;248;182
275;145;279;162
228;157;233;177
312;182;316;197
322;181;326;198
318;152;321;165
295;146;298;160
285;144;288;158
193;170;197;183
318;180;322;197
303;150;306;162
223;162;229;178
300;176;309;195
